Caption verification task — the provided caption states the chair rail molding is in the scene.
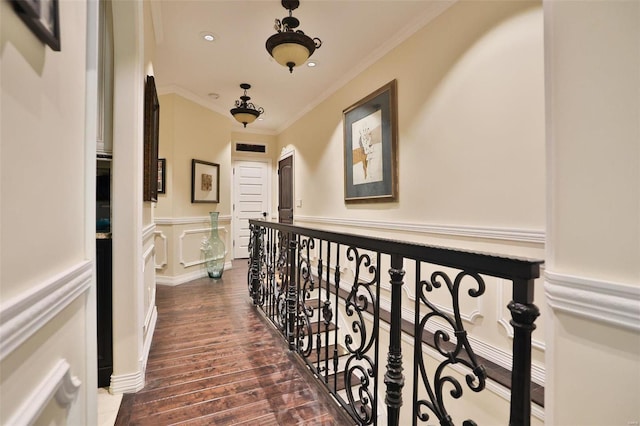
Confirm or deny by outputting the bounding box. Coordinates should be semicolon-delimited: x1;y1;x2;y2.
295;215;545;245
155;215;231;226
0;261;92;361
545;270;640;332
6;359;81;425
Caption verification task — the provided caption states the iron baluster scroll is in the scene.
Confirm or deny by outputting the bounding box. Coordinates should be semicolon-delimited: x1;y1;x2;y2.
342;247;381;424
247;219;543;426
413;266;487;426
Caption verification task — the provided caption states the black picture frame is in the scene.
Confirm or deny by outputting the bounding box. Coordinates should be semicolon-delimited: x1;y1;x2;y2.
343;80;398;202
11;0;61;51
157;159;166;194
143;75;160;202
191;159;220;203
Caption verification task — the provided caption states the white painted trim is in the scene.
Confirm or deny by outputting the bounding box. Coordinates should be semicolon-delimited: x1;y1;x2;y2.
142;244;155;272
154;230;168;269
0;261;93;362
142;222;156;241
156;261;233;286
545;270;640;332
179;226;228;268
295;215;545;245
109;370;144;394
6;359;82;425
141;305;157;373
155;215;231;226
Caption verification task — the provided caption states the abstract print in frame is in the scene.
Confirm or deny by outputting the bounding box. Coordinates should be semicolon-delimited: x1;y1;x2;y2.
343;80;398;202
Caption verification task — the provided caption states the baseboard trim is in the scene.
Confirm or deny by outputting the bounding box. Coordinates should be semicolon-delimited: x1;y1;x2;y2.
109;370;144;394
0;261;93;362
156;261;233;286
545;270;640;331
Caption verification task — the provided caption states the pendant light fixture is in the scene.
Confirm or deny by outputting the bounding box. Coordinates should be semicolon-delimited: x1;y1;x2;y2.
265;0;321;73
229;83;264;127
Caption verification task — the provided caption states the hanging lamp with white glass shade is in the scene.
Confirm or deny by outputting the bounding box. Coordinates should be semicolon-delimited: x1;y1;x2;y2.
229;83;264;127
266;0;321;73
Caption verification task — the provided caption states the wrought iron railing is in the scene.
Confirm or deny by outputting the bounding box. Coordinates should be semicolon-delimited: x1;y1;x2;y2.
248;219;542;426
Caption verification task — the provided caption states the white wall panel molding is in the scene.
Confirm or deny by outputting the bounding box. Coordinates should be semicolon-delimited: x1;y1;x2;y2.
295;215;545;245
142;223;156;241
179;226;229;268
545;270;640;332
0;261;92;361
142;244;155;272
155;215;231;226
141;305;157;373
154;230;168;269
6;359;81;425
109;370;144;394
156;261;233;286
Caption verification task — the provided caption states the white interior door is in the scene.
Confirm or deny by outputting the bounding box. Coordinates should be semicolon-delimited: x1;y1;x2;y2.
233;160;270;258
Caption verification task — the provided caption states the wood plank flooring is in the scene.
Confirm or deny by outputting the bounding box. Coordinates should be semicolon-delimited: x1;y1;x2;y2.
114;260;352;425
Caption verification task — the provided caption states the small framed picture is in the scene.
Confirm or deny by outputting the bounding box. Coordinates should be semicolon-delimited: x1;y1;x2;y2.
191;159;220;203
157;159;166;194
11;0;61;51
343;80;398;202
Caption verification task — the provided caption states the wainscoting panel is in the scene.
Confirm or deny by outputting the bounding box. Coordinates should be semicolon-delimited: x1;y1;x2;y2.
5;359;81;425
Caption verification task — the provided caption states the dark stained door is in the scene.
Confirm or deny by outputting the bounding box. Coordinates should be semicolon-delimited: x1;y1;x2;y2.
278;155;293;224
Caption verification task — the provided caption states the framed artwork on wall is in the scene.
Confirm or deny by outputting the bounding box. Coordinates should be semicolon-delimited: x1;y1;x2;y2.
343;80;398;203
143;75;160;202
11;0;60;51
157;159;166;194
191;159;220;203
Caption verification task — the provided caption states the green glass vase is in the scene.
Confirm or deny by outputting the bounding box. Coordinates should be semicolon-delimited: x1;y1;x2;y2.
202;212;225;279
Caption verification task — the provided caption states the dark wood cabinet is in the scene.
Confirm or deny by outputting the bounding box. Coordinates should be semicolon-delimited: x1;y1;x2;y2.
96;237;113;388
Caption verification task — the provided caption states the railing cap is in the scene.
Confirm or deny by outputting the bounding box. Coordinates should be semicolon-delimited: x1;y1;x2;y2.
249;219;544;281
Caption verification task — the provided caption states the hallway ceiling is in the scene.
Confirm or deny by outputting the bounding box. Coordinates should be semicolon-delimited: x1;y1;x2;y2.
150;0;454;134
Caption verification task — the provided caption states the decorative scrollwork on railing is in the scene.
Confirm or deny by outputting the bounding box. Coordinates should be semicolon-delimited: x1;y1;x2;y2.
272;231;290;332
297;237;315;357
343;247;379;425
414;269;487;426
248;224;266;306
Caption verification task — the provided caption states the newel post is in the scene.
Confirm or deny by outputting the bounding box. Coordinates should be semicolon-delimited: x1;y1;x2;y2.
385;254;405;426
508;278;539;426
249;224;261;305
286;234;298;351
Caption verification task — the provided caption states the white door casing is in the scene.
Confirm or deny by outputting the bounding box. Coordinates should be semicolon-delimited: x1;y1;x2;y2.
233;160;270;258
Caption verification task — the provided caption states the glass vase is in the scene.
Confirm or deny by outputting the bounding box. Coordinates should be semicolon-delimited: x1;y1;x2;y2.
202;212;225;279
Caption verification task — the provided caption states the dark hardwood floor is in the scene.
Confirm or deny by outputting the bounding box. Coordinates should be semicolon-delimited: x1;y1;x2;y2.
114;260;352;425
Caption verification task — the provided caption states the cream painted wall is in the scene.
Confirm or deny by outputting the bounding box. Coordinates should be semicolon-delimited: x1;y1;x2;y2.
155;93;236;284
158;93;232;218
544;0;640;424
1;0;94;423
279;1;545;239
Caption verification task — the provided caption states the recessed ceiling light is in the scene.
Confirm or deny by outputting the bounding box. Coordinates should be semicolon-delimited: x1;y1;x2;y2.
307;60;318;68
199;32;216;42
208;93;220;100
